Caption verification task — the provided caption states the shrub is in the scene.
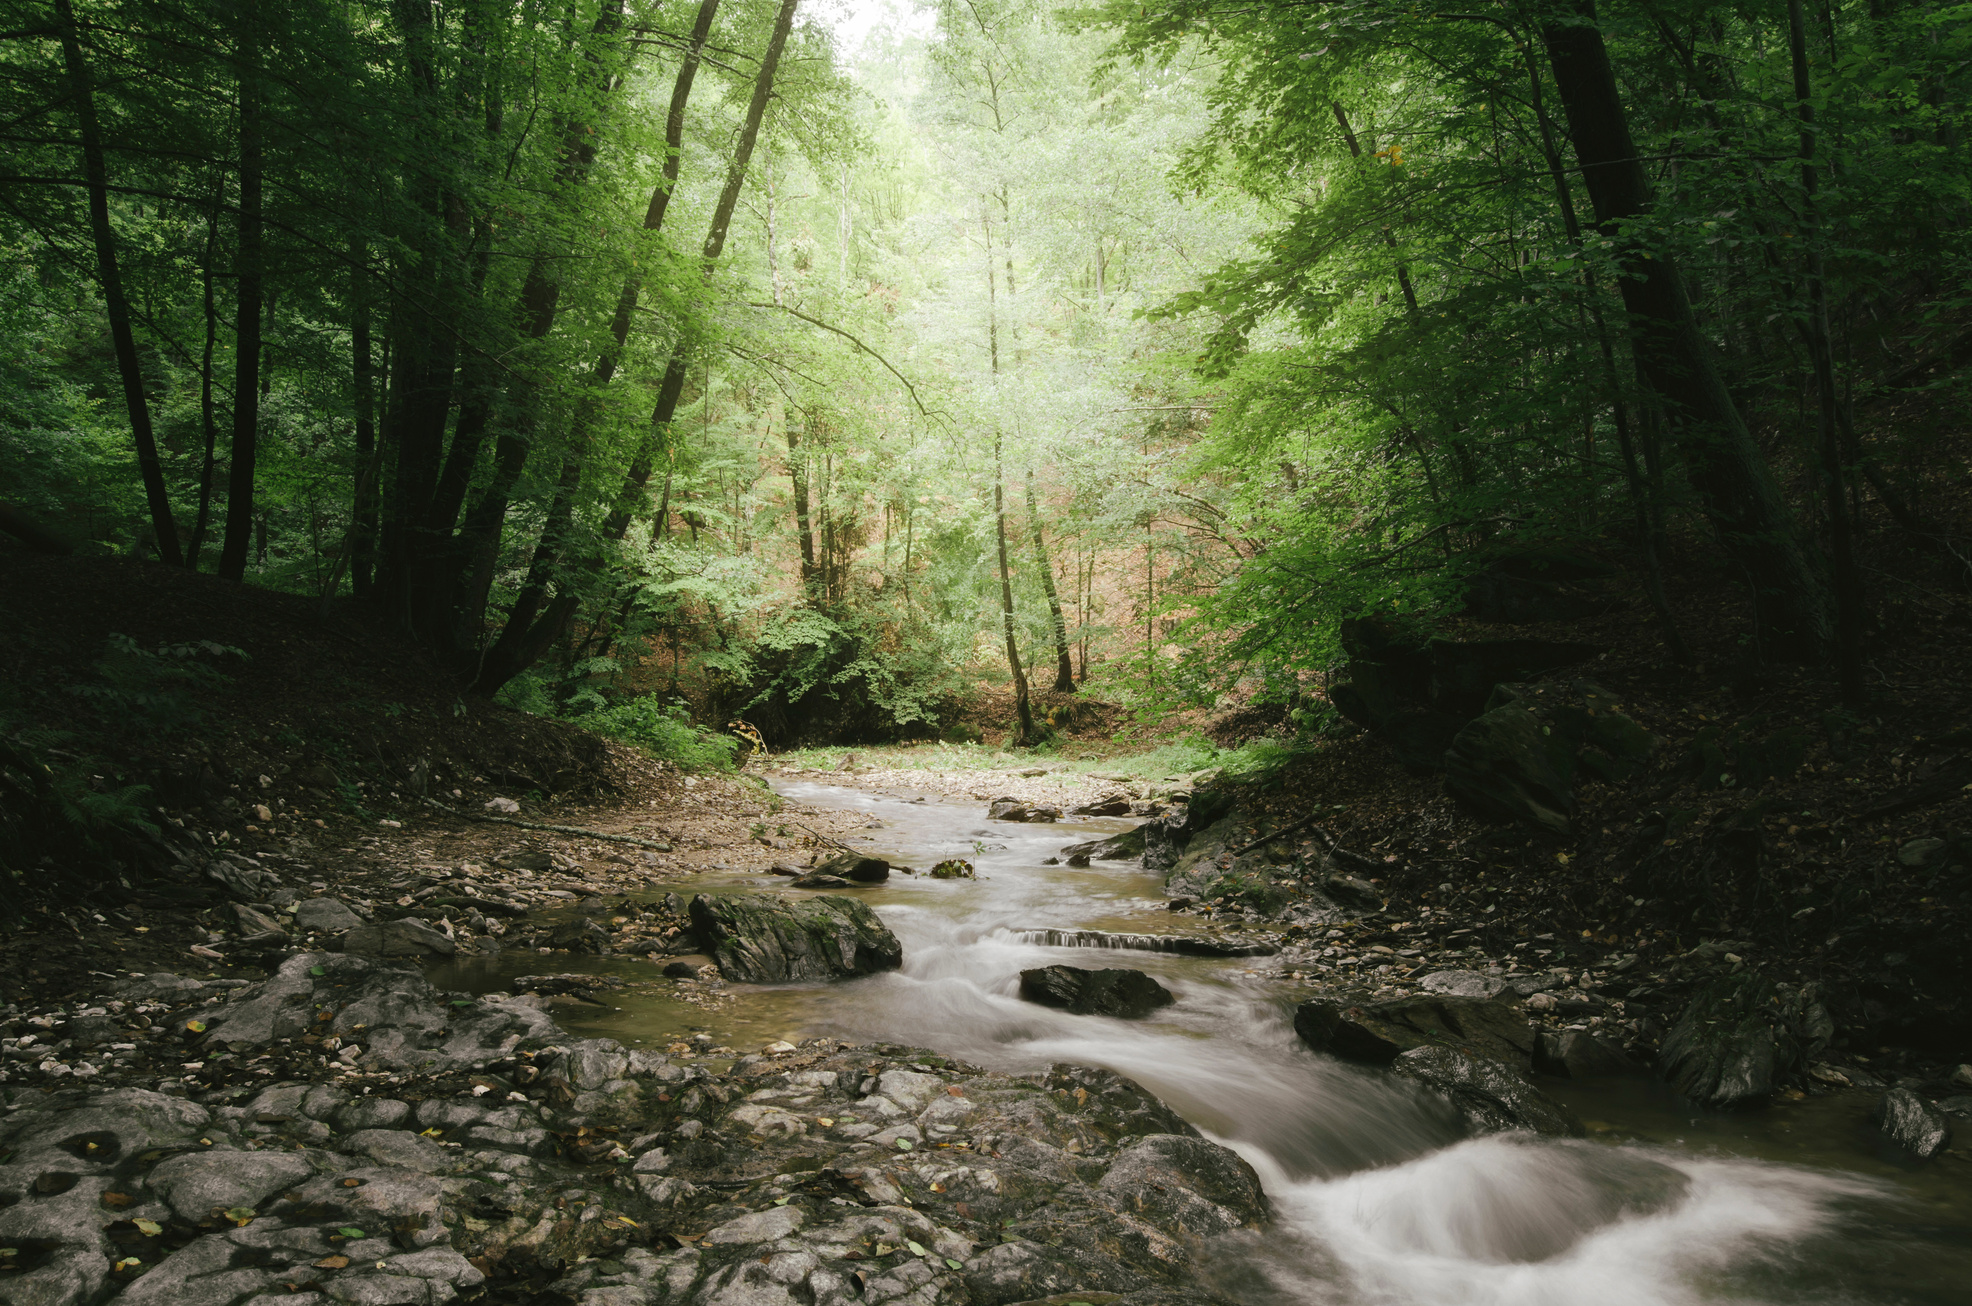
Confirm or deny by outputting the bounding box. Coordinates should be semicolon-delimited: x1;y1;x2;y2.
583;694;740;772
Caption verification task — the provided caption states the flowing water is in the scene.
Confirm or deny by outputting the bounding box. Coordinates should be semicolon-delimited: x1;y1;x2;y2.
433;780;1972;1305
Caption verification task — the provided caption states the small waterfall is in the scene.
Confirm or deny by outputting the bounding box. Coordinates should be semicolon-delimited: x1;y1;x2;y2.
1011;927;1277;957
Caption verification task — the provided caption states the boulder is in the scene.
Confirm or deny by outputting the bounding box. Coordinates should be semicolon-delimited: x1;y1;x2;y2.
1095;1133;1269;1235
1059;826;1147;862
1069;795;1133;817
1444;705;1575;833
1874;1088;1951;1160
293;895;363;934
549;917;611;953
1018;966;1176;1019
1657;973;1815;1109
342;917;456;958
792;874;854;888
1390;1045;1585;1137
688;892;903;983
989;797;1061;822
1294;995;1534;1067
1533;1029;1643;1079
1419;969;1507;999
813;852;890;883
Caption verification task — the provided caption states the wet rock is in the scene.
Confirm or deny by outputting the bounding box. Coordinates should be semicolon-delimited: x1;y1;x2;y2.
929;859;976;879
550;917;611;953
989;797;1062;822
791;873;855;888
1898;837;1948;869
196;952;559;1073
1019;966;1176;1019
1533;1029;1643;1079
663;961;701;979
1013;928;1275;957
232;901;286;937
344;917;456;958
1294;995;1534;1068
1059;826;1147;862
1069;794;1133;817
1444;705;1575;834
1322;873;1383;909
293;895;364;934
688;892;903;983
1419;969;1507;999
1657;973;1816;1109
768;862;805;876
144;1147;320;1222
1390;1045;1585;1137
813;852;891;883
1096;1133;1269;1234
1874;1088;1951;1160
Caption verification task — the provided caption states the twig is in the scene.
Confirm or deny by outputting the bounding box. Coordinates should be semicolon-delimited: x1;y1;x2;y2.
1231;813;1328;857
746;301;944;422
417;796;676;851
793;821;855;853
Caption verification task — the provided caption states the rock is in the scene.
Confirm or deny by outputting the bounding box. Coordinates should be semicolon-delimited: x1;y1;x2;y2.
768;862;805;876
195;953;559;1073
485;796;521;814
1391;1045;1586;1137
1898;837;1948;869
1657;973;1817;1109
1953;1064;1972;1090
1059;826;1147;862
549;917;611;952
1874;1088;1951;1160
1418;969;1506;999
791;874;854;888
663;961;701;979
929;859;976;879
1533;1029;1642;1079
813;852;890;882
1069;795;1134;817
293;895;364;934
688;892;903;983
343;1128;453;1174
1294;995;1534;1067
1939;1095;1972;1118
1095;1133;1269;1235
232;901;285;936
344;917;456;958
1444;705;1575;833
989;797;1062;822
1019;966;1176;1019
146;1148;318;1222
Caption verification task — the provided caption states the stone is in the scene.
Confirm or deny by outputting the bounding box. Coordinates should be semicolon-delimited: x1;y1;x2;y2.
146;1148;317;1222
233;902;286;937
689;893;904;983
1953;1064;1972;1090
1657;973;1815;1109
1095;1134;1269;1236
988;797;1061;822
663;961;701;979
1058;827;1147;862
1294;995;1535;1067
344;1128;454;1174
294;895;364;934
1874;1088;1951;1160
344;918;456;958
1443;705;1575;833
813;852;890;883
928;859;976;879
1068;795;1133;817
337;1098;414;1132
485;796;521;814
550;918;611;952
791;874;854;888
768;862;805;876
1533;1029;1642;1079
1390;1045;1585;1137
1418;969;1506;999
1018;966;1176;1020
1898;837;1947;869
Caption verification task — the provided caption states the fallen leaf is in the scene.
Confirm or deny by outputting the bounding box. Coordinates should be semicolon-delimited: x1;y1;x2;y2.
907;1240;928;1257
336;1227;366;1239
895;1138;914;1151
133;1219;162;1236
946;1257;964;1269
100;1191;133;1207
185;1020;206;1033
223;1207;257;1227
314;1255;350;1269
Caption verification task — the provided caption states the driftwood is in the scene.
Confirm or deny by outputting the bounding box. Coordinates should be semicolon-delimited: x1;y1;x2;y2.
418;796;676;851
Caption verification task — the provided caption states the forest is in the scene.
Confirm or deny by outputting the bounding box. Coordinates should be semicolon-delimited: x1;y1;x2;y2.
2;0;1968;750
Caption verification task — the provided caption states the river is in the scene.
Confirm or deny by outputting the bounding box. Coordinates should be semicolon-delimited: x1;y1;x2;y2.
433;779;1972;1305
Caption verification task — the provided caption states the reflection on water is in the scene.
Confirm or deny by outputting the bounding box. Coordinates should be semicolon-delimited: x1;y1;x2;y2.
430;778;1972;1304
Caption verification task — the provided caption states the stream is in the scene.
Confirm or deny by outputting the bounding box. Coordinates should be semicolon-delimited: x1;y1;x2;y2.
432;780;1972;1305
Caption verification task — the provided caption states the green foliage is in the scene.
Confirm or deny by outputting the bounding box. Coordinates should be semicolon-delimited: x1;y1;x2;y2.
582;694;741;773
0;726;157;919
66;634;246;736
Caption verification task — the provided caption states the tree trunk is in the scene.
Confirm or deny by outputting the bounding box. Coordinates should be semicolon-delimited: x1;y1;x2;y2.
997;436;1035;745
1543;2;1831;657
1788;0;1865;701
187;180;222;570
350;238;378;597
469;0;798;695
1024;471;1074;691
218;3;263;582
54;0;182;568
